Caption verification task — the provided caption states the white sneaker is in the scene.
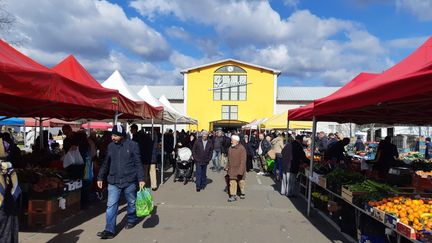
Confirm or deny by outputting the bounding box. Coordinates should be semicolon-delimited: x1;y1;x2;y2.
257;172;264;175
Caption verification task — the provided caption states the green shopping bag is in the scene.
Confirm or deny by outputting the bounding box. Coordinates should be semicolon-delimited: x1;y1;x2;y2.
136;188;154;217
266;159;275;172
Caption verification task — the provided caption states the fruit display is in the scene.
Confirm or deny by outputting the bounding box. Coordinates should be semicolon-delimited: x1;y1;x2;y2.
368;197;432;231
324;169;364;194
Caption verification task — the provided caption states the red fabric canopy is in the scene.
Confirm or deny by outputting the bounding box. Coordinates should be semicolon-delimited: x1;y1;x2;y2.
289;72;379;121
24;118;79;127
0;40;161;120
52;55;163;120
81;121;112;130
289;37;432;125
52;55;103;88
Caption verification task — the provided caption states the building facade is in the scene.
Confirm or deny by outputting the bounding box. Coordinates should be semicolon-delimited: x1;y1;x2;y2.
181;59;280;131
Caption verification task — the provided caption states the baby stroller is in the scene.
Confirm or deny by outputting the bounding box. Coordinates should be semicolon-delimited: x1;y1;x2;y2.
173;147;194;184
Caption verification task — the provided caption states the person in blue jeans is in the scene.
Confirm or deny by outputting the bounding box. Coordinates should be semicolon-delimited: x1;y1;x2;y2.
96;125;145;240
192;131;213;192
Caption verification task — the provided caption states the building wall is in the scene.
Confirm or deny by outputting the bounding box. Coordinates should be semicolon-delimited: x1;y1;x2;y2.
185;61;275;130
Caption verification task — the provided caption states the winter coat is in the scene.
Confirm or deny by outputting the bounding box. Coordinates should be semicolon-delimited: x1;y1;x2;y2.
257;139;271;156
221;136;231;155
192;139;213;164
290;141;308;174
271;136;284;154
142;134;154;164
281;142;293;173
98;139;145;188
227;144;247;180
241;141;255;157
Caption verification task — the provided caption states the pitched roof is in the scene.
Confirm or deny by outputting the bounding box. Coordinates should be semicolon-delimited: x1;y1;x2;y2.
277;87;340;101
130;85;184;100
180;59;281;74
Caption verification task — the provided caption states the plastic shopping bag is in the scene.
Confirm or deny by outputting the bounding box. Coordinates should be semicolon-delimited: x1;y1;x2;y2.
266;159;275;172
63;148;84;168
136;188;154;217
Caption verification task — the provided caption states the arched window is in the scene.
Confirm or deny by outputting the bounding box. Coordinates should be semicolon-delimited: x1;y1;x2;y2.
214;65;246;73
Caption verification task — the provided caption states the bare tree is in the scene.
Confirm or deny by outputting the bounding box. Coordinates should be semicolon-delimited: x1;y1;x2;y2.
0;0;19;44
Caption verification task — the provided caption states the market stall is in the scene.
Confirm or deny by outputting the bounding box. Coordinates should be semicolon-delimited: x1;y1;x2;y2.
0;41;162;230
260;111;312;130
289;37;432;242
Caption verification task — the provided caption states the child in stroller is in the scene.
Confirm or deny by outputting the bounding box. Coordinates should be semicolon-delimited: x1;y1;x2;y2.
173;145;194;184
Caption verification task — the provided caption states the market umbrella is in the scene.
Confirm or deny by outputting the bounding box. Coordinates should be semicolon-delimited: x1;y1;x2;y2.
81;122;112;130
0;116;24;126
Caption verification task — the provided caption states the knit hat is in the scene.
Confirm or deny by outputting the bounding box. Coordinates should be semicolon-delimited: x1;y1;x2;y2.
112;124;126;137
232;135;240;142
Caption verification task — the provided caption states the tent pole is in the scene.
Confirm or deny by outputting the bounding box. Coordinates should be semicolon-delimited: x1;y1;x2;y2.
33;118;37;147
151;119;154;140
307;116;317;217
174;119;177;148
23;121;27;149
286;119;290;145
113;111;118;125
39;117;43;150
161;119;165;185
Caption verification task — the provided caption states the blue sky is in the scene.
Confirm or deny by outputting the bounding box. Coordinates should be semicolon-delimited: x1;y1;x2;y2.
4;0;431;87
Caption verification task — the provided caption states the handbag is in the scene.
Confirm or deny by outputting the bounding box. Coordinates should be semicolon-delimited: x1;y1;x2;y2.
267;149;276;160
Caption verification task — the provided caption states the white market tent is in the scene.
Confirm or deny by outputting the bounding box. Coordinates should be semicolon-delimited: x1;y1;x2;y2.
159;95;197;125
242;118;267;130
137;85;178;124
102;70;141;101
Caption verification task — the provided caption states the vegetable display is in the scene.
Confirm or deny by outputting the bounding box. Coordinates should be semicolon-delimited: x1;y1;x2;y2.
324;169;364;194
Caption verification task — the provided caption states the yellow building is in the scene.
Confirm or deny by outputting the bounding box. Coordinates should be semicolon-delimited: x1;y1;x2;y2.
181;59;281;131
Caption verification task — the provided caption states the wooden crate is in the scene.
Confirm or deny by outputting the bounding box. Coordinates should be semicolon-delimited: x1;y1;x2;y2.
341;185;367;203
28;198;60;214
318;176;326;188
28;210;60;227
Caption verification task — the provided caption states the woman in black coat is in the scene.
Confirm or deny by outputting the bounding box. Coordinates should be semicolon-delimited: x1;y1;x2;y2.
241;135;255;172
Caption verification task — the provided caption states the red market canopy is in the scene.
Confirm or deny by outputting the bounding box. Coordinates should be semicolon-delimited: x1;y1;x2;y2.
52;55;162;120
81;121;112;130
52;55;103;88
24;118;79;127
289;37;432;125
0;40;133;120
289;72;379;121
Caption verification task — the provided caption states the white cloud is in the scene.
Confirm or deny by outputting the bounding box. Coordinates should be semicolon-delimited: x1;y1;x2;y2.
396;0;432;21
284;0;300;9
131;0;391;86
8;0;171;60
385;36;429;49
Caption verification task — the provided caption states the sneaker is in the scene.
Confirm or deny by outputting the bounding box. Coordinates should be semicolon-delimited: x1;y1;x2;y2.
227;196;237;202
257;172;264;175
124;222;137;230
240;194;246;199
97;230;114;239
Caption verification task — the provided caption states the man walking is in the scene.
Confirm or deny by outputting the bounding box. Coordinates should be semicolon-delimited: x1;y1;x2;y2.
192;131;213;192
256;133;271;175
227;135;247;202
212;130;224;172
96;125;145;239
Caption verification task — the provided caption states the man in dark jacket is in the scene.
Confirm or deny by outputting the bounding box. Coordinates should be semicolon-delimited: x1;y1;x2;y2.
97;125;145;239
192;131;213;192
281;135;308;197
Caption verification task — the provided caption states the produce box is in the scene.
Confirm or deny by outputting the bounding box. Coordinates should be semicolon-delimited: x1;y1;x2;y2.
28;210;60;227
318;176;327;188
341;185;367;203
396;222;417;240
28;198;60;214
384;213;399;229
372;207;386;222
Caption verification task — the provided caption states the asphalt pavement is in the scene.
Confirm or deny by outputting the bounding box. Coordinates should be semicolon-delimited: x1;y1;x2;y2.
19;167;351;243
